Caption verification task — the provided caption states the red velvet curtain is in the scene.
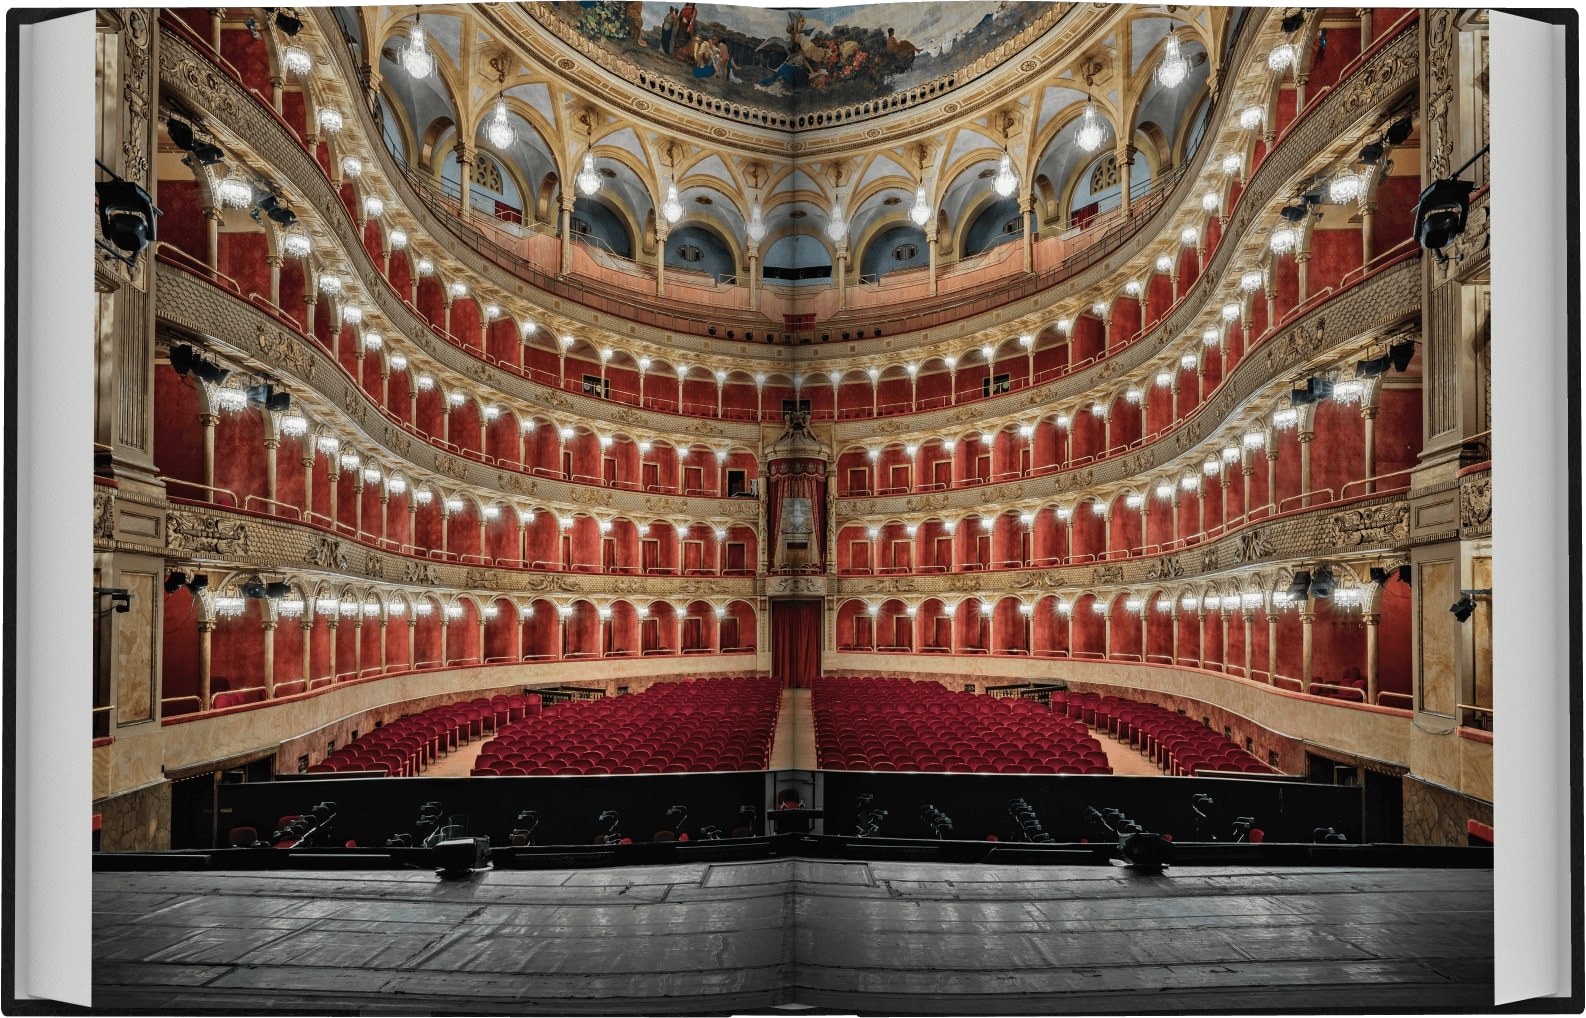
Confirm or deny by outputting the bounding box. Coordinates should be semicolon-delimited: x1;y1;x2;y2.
772;600;822;689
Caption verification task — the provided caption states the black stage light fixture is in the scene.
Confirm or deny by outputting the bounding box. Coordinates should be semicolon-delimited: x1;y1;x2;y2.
434;836;491;879
1290;377;1332;405
1413;177;1475;262
1280;10;1306;33
165;572;187;594
187;573;209;594
842;331;851;340
1389;339;1415;371
1287;571;1312;600
166;117;225;165
274;9;303;35
247;383;292;413
96;178;161;258
707;326;717;335
1450;594;1476;622
1119;829;1173;869
1309;568;1335;599
1385;115;1413;145
1358;140;1384;166
265;582;292;599
1354;351;1392;378
873;329;882;337
266;205;298;227
1399;564;1412;584
241;582;267;599
744;332;754;341
1369;566;1389;585
170;344;232;387
1280;203;1309;223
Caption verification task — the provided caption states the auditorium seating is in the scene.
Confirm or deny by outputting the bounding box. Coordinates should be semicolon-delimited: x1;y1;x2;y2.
470;677;780;775
812;677;1112;774
1057;691;1272;776
306;694;540;776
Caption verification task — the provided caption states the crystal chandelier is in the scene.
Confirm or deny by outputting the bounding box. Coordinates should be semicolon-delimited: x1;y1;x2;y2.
1239;105;1264;130
746;202;767;244
1268;42;1296;72
825;199;848;243
1222;153;1243;175
1328;171;1362;203
1240;270;1264;291
1331;379;1371;405
575;151;601;196
660;180;683;224
1155;31;1189;88
484;95;514;149
1272;406;1299;430
1269;227;1297;254
341;156;362;178
1155;255;1173;273
363;195;384;217
400;18;434;80
993;153;1018;197
282;46;311;75
388;229;408;249
217;173;252;208
1075;101;1105;153
318;272;342;294
317;107;343;133
283;229;311;258
909;185;931;226
1202;190;1220;212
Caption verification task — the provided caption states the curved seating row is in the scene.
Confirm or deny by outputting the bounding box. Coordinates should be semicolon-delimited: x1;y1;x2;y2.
305;694;541;776
1057;691;1272;776
472;677;781;775
813;677;1112;774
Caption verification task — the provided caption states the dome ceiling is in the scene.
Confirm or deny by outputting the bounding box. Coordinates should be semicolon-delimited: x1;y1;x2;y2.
531;1;1065;111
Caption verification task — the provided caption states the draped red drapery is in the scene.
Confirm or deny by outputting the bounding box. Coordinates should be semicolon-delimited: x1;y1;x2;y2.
772;600;822;688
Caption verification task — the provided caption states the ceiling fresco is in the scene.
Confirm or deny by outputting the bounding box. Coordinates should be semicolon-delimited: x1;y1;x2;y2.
537;0;1060;108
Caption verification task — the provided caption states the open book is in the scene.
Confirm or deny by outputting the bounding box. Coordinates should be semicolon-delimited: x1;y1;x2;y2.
7;2;1581;1011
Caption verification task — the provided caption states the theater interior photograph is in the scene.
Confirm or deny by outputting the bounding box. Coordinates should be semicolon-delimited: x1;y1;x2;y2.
80;3;1522;1012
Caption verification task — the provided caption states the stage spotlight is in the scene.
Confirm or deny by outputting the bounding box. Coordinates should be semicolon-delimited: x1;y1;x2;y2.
433;836;491;879
1389;339;1416;371
241;582;267;599
1358;140;1384;166
165;117;225;166
274;9;303;35
1287;571;1312;600
187;574;208;594
1309;568;1334;598
169;344;231;387
247;383;292;413
1279;203;1309;223
1413;177;1475;262
1354;351;1392;378
165;572;186;594
1280;11;1305;33
1450;594;1476;622
1289;376;1333;405
1369;566;1389;585
265;582;292;599
1385;115;1413;145
96;178;161;259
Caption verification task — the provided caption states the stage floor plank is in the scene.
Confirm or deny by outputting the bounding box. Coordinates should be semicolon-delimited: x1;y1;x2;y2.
94;860;1492;1014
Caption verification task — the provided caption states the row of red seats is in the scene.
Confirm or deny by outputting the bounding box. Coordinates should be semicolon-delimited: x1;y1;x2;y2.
1061;692;1272;776
305;693;541;776
472;677;780;775
813;677;1112;774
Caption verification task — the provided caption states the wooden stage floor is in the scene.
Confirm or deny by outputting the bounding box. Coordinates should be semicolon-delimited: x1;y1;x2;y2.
94;858;1492;1013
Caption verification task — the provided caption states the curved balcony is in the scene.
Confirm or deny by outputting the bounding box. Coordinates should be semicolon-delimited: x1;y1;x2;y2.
159;13;1417;440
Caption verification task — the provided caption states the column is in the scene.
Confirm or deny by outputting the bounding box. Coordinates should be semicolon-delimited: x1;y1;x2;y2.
300;619;314;688
835;244;849;309
1364;612;1380;704
326;618;339;681
200;412;218;492
655;221;668;297
264;437;279;507
1019;193;1034;272
1238;612;1249;677
926;226;939;296
560;192;576;275
1265;448;1278;512
261;620;277;698
1116;144;1134;216
196;620;214;711
1362;406;1378;493
203;206;221;270
454;142;475;221
407;618;418;671
1360;200;1377;266
1298;430;1314;508
267;255;282;306
747;245;760;310
1266;613;1279;685
1300;610;1314;688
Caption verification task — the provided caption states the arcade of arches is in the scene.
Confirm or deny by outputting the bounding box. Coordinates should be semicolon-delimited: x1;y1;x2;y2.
92;4;1492;850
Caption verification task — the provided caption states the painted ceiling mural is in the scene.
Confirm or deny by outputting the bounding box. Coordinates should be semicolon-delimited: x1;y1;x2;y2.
541;0;1058;107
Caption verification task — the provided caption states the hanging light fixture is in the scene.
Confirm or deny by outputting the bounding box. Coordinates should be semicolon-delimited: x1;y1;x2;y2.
1269;227;1298;254
1268;42;1296;72
825;198;848;243
484;94;514;149
217;172;252;208
575;114;601;196
1329;170;1363;203
909;185;931;226
388;229;408;249
282;46;311;75
1240;270;1265;291
746;201;767;243
317;107;343;134
1155;31;1190;88
363;195;384;218
1239;105;1264;130
1074;99;1105;154
1155;254;1174;274
400;17;435;80
993;152;1018;197
660;180;683;224
1222;153;1243;175
341;156;362;179
1202;190;1221;213
282;228;311;259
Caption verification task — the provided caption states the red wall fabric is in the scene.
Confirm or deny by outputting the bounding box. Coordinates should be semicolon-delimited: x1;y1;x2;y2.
773;600;822;688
